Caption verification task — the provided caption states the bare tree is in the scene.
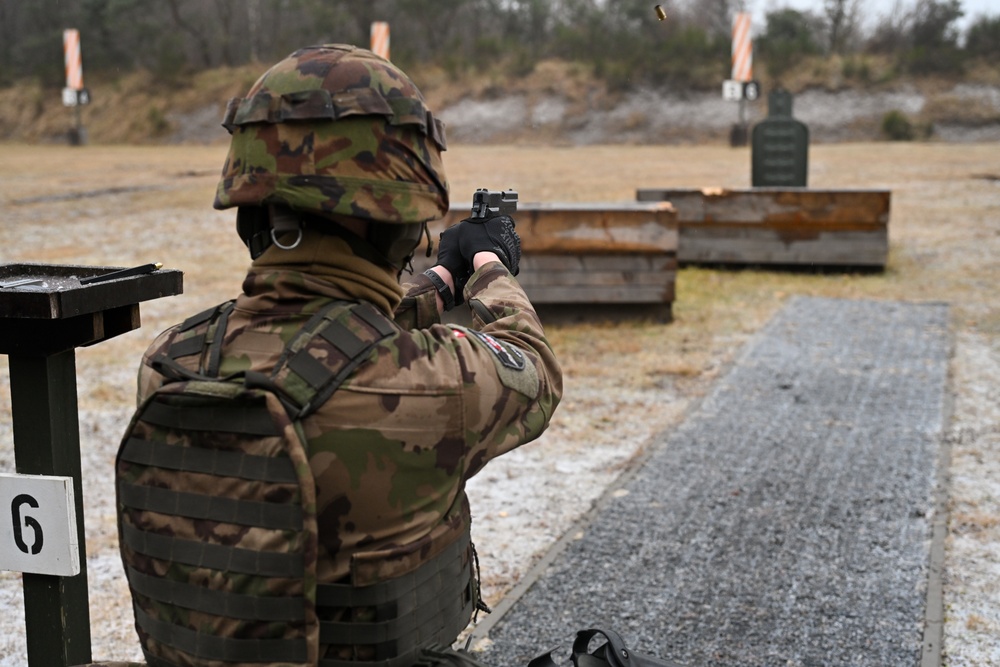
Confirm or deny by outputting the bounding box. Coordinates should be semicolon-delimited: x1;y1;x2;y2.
213;0;238;66
166;0;214;68
825;0;860;53
247;0;261;62
866;0;913;53
684;0;733;38
0;0;17;79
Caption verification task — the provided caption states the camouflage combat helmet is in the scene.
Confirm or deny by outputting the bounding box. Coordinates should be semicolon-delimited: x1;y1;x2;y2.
214;44;449;225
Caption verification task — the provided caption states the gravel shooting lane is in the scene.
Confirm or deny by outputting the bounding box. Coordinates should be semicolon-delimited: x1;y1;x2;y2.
475;296;951;667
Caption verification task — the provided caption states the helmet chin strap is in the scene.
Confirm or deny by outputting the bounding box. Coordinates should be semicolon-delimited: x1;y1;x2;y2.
239;205;426;276
235;206;272;260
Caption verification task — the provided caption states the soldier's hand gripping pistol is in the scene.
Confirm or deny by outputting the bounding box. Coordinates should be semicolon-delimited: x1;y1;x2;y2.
465;189;520;275
436;189;521;307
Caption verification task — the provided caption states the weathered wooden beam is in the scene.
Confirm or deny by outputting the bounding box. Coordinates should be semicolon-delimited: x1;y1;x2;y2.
433;201;678;254
414;201;678;316
636;188;890;268
517;254;677;301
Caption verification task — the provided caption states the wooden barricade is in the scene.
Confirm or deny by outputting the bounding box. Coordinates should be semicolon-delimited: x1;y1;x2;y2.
635;188;890;269
415;201;678;321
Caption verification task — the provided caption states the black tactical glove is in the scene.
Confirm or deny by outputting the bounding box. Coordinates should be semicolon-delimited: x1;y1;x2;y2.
434;223;468;306
454;214;521;276
436;214;521;306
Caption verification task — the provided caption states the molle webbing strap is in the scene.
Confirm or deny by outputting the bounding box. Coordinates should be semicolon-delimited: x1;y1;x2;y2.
288;351;338;390
279;301;396;418
318;565;471;644
119;483;303;530
205;302;234;377
127;564;306;621
170;301;236;374
353;301;398;338
120;522;304;578
317;533;469;608
120;437;298;484
317;582;474;667
273;299;353;373
179;303;225;332
133;605;308;664
140;401;280;436
320;319;368;359
315;534;474;664
166;335;207;360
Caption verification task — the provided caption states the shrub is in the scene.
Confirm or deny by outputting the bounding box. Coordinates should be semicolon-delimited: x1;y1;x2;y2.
842;58;871;82
147;106;171;137
965;16;1000;59
881;110;915;141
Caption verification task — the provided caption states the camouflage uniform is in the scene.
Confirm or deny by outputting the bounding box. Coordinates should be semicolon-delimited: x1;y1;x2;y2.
101;45;561;667
135;230;561;589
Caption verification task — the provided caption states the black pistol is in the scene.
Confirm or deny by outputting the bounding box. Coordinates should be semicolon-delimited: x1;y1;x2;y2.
469;188;517;220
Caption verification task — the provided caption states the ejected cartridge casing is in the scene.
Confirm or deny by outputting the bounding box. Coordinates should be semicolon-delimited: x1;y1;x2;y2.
655;4;666;20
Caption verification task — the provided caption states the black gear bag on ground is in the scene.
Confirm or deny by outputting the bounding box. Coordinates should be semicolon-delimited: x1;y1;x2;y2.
527;628;681;667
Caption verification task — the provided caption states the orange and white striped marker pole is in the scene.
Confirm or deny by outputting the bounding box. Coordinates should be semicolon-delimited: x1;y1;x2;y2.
729;13;753;146
370;22;390;60
62;28;89;144
731;12;752;83
64;29;83;91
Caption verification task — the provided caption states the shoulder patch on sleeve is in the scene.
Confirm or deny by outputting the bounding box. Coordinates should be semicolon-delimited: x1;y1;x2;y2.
470;330;525;370
454;326;540;398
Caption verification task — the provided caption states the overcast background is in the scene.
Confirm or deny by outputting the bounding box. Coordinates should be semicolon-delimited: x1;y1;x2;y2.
751;0;995;34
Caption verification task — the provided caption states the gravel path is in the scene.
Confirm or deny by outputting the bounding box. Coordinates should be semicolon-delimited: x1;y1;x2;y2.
475;296;952;667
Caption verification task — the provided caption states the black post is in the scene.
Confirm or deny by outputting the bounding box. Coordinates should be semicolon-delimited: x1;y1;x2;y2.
9;351;93;667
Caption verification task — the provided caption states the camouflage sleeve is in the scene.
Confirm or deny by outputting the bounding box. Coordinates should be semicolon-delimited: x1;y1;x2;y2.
395;271;441;330
450;261;563;479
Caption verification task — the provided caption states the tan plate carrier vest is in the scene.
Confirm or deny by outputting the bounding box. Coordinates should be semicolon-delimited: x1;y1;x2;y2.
115;300;475;667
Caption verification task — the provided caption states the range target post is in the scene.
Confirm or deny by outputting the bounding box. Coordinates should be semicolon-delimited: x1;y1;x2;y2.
62;29;89;146
371;21;390;60
729;12;753;146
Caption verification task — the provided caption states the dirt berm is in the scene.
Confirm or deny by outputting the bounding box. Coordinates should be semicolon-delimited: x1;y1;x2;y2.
1;60;999;145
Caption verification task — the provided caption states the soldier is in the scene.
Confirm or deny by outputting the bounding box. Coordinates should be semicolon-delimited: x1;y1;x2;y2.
81;45;561;667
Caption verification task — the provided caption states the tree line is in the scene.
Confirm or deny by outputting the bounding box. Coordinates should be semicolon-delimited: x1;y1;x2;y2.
0;0;996;89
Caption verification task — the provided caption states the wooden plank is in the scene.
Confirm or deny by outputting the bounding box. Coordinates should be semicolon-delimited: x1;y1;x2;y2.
636;188;889;227
524;283;675;304
534;303;673;324
522;254;677;273
412;252;678;279
680;229;888;266
423;201;679;256
413;253;676;300
635;188;890;268
518;270;675;288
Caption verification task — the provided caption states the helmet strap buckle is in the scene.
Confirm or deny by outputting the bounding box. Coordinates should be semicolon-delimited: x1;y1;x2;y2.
269;205;304;251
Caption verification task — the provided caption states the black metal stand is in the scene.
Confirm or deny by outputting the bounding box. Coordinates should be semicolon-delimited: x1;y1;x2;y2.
10;352;91;666
0;262;182;667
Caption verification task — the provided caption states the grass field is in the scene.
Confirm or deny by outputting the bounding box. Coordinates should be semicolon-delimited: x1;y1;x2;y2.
0;141;997;664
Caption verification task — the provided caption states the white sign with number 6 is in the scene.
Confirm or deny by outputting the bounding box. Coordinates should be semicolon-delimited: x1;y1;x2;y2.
0;473;79;576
